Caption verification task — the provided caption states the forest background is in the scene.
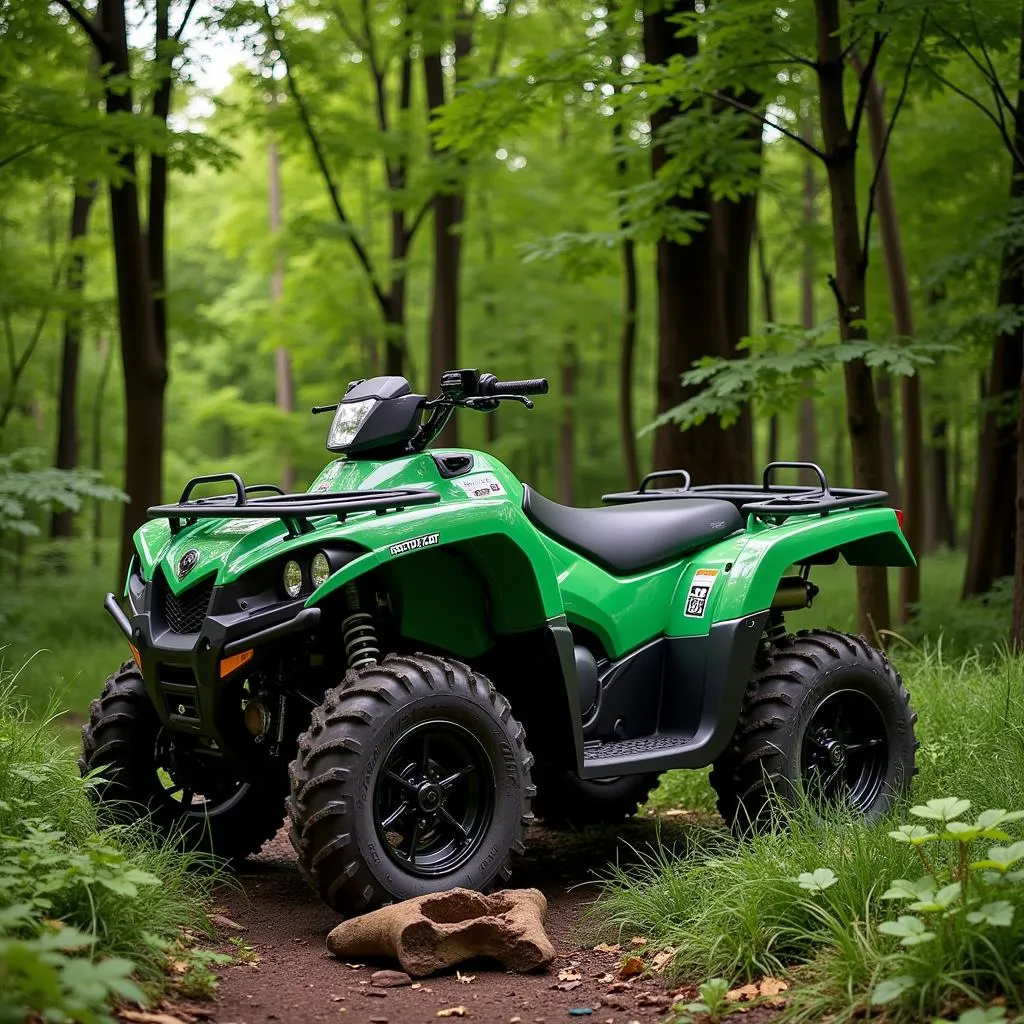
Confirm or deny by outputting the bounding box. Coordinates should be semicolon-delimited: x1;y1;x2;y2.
5;0;1024;702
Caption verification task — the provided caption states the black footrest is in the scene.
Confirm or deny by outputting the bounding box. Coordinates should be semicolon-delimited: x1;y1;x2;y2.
585;734;687;760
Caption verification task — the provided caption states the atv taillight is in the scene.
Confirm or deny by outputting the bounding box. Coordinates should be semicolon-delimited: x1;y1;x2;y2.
895;509;905;531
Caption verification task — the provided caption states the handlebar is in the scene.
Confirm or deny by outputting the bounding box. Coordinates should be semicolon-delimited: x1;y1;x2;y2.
477;373;549;398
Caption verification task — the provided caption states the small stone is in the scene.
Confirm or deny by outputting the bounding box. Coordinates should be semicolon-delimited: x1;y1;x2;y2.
371;970;412;988
369;1018;388;1023
363;991;387;998
209;913;247;932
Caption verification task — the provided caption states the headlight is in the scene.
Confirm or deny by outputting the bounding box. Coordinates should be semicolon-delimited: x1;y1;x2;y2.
310;551;330;588
283;560;303;598
327;399;376;450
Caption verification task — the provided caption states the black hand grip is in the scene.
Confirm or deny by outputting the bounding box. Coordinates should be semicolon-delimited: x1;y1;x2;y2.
481;377;549;397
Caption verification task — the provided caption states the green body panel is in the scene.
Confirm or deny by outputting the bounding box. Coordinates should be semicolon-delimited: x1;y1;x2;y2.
132;450;914;662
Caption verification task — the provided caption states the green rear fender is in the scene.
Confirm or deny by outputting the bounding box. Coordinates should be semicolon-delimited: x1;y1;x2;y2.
672;507;915;632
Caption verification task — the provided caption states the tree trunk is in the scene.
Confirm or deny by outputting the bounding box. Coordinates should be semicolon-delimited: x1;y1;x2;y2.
51;182;97;542
98;0;165;579
814;0;890;636
876;375;900;502
925;416;956;551
1005;2;1024;645
756;228;779;466
557;346;577;505
268;131;294;491
91;334;113;567
645;0;741;484
799;121;818;468
861;67;922;622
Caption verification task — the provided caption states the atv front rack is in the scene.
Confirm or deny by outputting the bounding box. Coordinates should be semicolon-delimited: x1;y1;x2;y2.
603;461;889;521
149;472;441;536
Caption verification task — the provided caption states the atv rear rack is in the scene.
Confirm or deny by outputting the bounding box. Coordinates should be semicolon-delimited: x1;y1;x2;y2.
603;461;889;521
149;472;441;536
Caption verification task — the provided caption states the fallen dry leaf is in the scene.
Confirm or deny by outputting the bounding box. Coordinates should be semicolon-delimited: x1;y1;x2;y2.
345;962;366;970
208;913;246;932
650;947;676;973
592;943;621;954
619;956;645;979
727;977;790;1006
728;983;760;1002
558;968;582;982
167;959;189;976
121;1012;189;1024
596;972;615;984
456;971;476;985
436;1007;468;1018
628;936;648;948
760;978;789;997
556;980;582;992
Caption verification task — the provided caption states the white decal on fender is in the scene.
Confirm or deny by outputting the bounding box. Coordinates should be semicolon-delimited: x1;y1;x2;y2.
454;473;506;499
684;568;719;618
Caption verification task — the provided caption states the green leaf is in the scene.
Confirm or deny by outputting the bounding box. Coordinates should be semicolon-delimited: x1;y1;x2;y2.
910;798;971;822
909;882;962;912
878;915;936;946
795;868;838;892
889;824;938;845
971;841;1024;872
871;975;916;1005
945;1007;1008;1024
966;900;1014;927
882;876;935;901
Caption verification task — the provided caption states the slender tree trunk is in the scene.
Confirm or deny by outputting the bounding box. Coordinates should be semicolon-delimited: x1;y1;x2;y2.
861;67;922;622
268;131;294;490
645;0;740;483
814;0;890;635
876;376;900;502
557;346;577;505
92;334;113;567
799;120;818;467
614;113;640;490
756;229;779;465
52;183;97;542
97;0;165;579
1006;3;1024;644
926;417;956;550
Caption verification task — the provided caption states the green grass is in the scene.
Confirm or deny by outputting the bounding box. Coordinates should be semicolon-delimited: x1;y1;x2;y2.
4;541;126;717
0;673;222;1023
598;644;1024;1022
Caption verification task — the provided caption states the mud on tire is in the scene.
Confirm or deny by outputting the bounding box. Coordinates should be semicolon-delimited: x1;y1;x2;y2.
80;661;288;862
287;653;535;914
710;629;918;831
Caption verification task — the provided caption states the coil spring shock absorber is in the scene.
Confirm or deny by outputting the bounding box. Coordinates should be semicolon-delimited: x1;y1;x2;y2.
342;582;380;669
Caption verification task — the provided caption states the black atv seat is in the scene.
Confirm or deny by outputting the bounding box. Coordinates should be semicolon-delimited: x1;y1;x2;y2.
521;486;744;575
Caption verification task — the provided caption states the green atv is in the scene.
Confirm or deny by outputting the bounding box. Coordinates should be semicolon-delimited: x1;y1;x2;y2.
84;368;918;914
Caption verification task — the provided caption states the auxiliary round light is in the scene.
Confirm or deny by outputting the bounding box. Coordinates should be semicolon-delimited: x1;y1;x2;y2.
311;551;330;588
283;559;303;598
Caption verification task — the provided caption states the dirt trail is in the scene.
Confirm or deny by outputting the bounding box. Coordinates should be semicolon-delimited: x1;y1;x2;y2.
195;816;702;1024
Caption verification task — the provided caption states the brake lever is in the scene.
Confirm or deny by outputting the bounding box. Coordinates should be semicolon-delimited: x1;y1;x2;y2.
461;395;534;410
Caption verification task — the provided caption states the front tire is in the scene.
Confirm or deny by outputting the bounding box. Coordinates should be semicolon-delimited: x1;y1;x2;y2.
287;653;534;914
80;662;288;862
710;630;917;831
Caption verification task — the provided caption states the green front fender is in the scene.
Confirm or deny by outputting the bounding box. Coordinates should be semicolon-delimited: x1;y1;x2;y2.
683;507;914;630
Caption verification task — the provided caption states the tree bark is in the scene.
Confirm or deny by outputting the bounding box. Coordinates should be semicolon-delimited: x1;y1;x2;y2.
861;67;922;622
97;0;165;579
51;182;97;542
799;122;818;467
925;416;956;551
268;129;294;491
814;0;890;636
645;0;746;484
91;334;113;567
756;228;779;465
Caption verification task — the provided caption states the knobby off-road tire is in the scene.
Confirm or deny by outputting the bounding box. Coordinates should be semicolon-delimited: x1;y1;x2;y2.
80;661;288;862
287;653;535;914
710;630;918;832
532;770;659;829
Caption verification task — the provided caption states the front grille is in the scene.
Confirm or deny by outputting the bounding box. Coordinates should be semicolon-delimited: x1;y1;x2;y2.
161;577;214;634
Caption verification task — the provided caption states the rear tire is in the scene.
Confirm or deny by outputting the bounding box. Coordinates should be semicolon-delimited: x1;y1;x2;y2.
287;653;535;914
532;770;659;828
710;630;917;832
80;661;288;862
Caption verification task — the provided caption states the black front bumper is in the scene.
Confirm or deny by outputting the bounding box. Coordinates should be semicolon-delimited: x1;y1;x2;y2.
104;576;319;749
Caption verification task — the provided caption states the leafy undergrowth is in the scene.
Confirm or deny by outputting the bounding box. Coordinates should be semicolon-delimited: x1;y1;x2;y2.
595;644;1024;1023
0;671;222;1023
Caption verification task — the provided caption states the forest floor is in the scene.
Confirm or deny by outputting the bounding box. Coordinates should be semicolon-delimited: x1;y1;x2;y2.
139;814;778;1024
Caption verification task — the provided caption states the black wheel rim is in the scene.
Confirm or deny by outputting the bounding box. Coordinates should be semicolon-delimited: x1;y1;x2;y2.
373;719;495;879
154;730;250;819
799;688;889;813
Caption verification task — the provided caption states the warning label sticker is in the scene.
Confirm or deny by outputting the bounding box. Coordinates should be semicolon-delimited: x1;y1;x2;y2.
684;568;719;618
455;473;506;500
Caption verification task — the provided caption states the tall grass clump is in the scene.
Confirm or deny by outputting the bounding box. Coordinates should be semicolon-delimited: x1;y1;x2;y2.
0;667;220;1023
594;644;1024;1021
